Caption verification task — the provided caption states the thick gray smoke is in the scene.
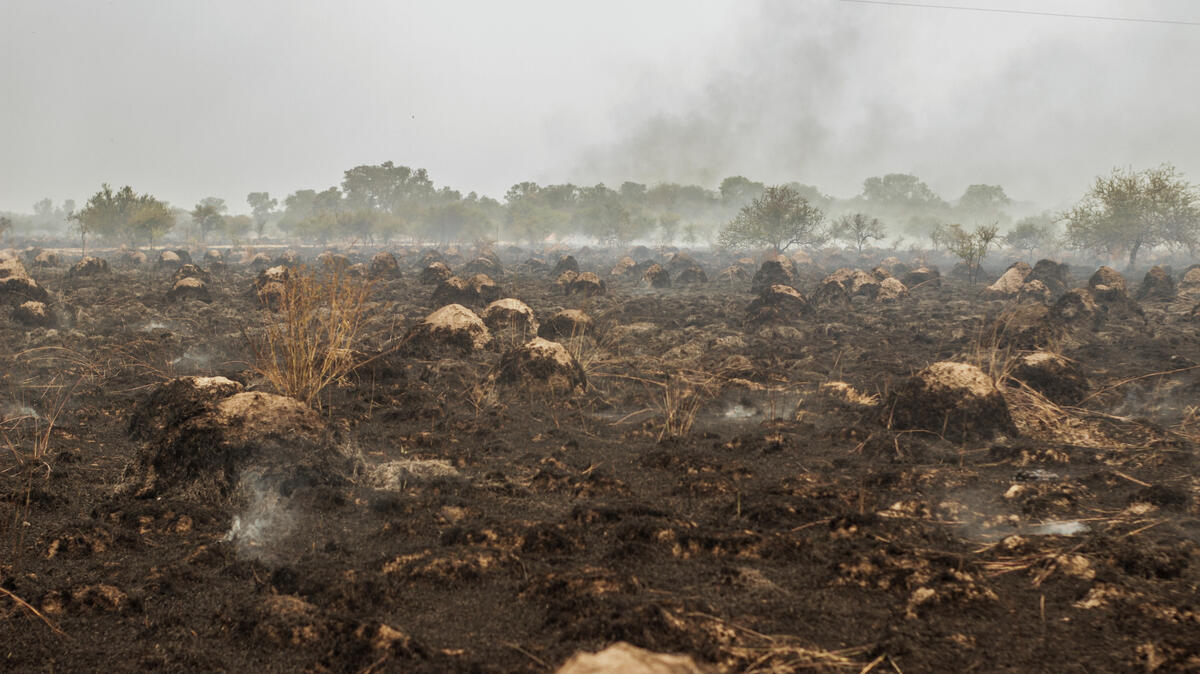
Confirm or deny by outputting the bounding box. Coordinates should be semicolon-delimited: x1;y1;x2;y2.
569;0;1200;206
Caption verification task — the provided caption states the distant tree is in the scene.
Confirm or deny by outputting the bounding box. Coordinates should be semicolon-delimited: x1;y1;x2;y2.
72;184;146;251
247;192;278;239
1005;215;1056;260
945;223;1000;283
0;215;11;244
955;183;1012;225
718;176;765;209
191;197;227;243
717;185;827;253
224;214;253;241
128;199;176;248
657;213;680;245
861;173;946;211
1063;164;1200;267
833;213;886;252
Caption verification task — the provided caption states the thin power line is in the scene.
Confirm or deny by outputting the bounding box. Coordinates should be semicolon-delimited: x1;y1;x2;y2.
840;0;1200;26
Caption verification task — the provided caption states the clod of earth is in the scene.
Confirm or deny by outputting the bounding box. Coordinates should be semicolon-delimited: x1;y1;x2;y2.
400;303;491;356
538;309;594;340
497;336;587;392
555;641;709;674
12;300;52;327
369;251;400;278
167;276;211;303
888;361;1016;441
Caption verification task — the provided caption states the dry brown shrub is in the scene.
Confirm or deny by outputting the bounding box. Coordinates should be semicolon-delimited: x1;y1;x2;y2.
246;261;372;408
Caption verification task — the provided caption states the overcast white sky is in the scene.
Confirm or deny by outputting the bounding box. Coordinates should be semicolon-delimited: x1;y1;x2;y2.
1;0;1198;213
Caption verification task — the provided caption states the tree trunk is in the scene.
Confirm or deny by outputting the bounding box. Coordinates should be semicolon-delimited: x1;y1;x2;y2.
1128;238;1142;269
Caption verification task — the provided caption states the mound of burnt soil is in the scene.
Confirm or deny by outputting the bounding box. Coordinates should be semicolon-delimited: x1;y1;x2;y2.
750;258;794;294
123;385;352;501
642;263;671;288
556;642;708;673
567;272;607;297
539;309;595;339
370;251;400;278
12;300;52;327
0;251;50;305
888;361;1015;441
482;298;538;334
419;261;454;285
746;284;810;324
1136;265;1176;301
67;256;110;278
497;337;586;392
399;303;491;356
1009;351;1089;405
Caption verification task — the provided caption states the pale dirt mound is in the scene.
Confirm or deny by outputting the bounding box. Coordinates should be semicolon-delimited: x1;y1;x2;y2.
12;300;52;327
0;250;50;305
157;250;182;268
32;250;61;267
986;261;1032;297
1088;265;1128;298
876;277;909;303
888;361;1015;441
432;274;501;307
123;389;351;501
67;256;110;278
1180;267;1200;293
609;256;637;277
675;266;708;285
1009;351;1089;406
901;266;941;288
497;337;587;391
642;263;671;288
400;303;491;356
171;263;211;285
461;256;504;278
750;259;794;294
1027;259;1070;297
128;376;245;441
482;298;538;334
370;251;400;278
1136;265;1176;301
551;255;579;276
167;276;211;303
539;309;595;340
746;284;810;324
568;272;607;297
419;261;454;285
556;641;710;674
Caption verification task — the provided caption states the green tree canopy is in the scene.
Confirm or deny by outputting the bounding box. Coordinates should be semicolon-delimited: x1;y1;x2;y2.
1063;164;1200;267
717;185;827;253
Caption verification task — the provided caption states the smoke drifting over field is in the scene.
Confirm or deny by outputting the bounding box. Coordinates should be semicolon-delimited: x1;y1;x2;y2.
570;0;1200;207
1;0;1199;210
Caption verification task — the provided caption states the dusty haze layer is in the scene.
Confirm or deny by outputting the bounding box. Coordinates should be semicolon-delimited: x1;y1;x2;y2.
1;0;1198;212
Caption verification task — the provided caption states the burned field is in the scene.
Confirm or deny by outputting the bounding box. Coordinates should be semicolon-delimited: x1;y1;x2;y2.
3;246;1200;672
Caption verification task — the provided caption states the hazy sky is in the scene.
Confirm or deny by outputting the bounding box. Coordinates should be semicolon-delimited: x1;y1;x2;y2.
2;0;1199;214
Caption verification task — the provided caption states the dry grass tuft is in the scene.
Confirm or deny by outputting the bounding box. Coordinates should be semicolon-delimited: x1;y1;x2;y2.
652;372;718;442
246;261;373;408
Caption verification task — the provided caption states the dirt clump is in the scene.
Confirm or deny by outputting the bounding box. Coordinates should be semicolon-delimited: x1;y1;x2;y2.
986;261;1032;297
556;642;709;674
419;261;454;285
123;388;349;501
497;337;587;392
642;263;671;288
1087;265;1128;300
1136;265;1176;300
167;276;211;303
1027;259;1070;296
610;256;637;278
462;256;504;278
12;300;52;326
156;250;183;268
551;255;580;276
888;361;1015;441
1009;351;1089;405
901;266;941;288
432;274;501;307
67;256;111;278
369;251;400;278
400;303;491;356
0;251;50;305
171;263;211;285
1050;288;1103;329
568;271;607;297
539;309;594;339
746;284;810;324
128;376;245;441
750;258;794;293
876;277;909;303
482;298;538;334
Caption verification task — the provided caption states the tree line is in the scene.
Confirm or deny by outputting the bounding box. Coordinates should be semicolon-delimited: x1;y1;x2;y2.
4;162;1197;268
